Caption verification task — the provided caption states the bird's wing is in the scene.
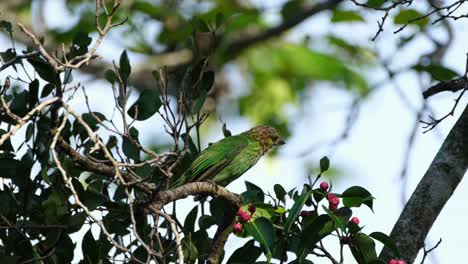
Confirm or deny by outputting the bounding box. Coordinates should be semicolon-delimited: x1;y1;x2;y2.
186;135;249;183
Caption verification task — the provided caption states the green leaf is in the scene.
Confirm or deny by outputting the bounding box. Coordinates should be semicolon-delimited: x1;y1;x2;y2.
341;186;374;211
296;214;333;261
331;10;365;23
193;17;210;32
104;69;118;84
193;89;207;113
184;206;198;233
244;181;264;202
0;20;13;33
281;0;303;21
82;229;98;263
0;129;14;152
67;32;92;59
273;184;287;203
127;89;162;120
352;233;378;263
40;83;55;98
9;90;29;117
122;128;141;161
369;232;400;258
366;0;386;8
119;50;131;82
394;9;429;28
227;240;262;264
323;206;349;232
198;215;217;230
412;64;459;81
25;123;34;142
244;217;275;261
215;13;225;28
242;203;275;220
28;79;39;107
283;189;312;235
27;57;61;88
320;156;330;172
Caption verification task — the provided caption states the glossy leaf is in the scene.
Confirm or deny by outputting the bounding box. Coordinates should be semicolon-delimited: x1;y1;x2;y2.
119;50;131;82
283;189;312;235
341;186;374;211
244;217;275;261
127;89;162;120
370;231;400;258
227;240;262;264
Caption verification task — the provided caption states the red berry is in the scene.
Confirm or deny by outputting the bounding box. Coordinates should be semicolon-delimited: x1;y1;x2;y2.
350;217;360;225
327;193;336;201
319;181;329;191
237;207;244;216
238;212;251;222
300;210;310;217
233;223;243;234
330;196;340;206
248;204;256;214
329;204;338;211
389;259;398;264
396;261;406;264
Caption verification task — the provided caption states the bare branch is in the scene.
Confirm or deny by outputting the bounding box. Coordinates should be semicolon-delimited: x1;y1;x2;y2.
151;182;241;210
0;97;60;145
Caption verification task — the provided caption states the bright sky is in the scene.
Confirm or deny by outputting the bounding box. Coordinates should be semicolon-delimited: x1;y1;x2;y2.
1;0;467;263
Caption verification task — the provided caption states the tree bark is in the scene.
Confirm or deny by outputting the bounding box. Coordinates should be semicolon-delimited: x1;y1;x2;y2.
380;104;468;262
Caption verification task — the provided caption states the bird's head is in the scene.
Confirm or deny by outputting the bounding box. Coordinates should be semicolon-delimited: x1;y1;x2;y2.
244;125;285;150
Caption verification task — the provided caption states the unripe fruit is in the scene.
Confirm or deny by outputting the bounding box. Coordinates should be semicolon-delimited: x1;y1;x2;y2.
320;181;329;191
350;217;360;225
233;223;243;234
248;204;256;214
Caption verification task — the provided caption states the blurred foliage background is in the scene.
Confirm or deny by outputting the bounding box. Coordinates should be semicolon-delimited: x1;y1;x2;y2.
1;0;467;262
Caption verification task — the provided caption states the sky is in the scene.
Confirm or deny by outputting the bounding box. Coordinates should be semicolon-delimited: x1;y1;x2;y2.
1;0;468;263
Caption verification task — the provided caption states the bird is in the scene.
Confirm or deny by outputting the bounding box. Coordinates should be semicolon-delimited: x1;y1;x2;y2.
170;125;285;188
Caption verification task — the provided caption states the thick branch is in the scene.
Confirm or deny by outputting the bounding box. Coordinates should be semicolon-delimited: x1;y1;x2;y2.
380;104;468;262
422;77;466;99
56;137;155;194
207;212;237;264
224;0;343;55
151;182;241;210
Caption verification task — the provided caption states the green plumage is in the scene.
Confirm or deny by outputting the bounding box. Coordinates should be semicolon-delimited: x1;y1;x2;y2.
170;126;284;188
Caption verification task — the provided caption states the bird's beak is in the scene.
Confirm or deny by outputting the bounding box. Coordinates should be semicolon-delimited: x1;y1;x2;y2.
276;139;285;146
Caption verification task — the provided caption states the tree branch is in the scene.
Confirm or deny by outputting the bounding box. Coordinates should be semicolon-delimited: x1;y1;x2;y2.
150;182;241;210
422;77;466;99
380;104;468;262
224;0;343;56
56;137;156;194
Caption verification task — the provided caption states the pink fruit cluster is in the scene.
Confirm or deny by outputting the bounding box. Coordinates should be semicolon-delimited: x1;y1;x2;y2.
327;192;340;211
389;259;406;264
233;205;257;234
320;181;340;211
